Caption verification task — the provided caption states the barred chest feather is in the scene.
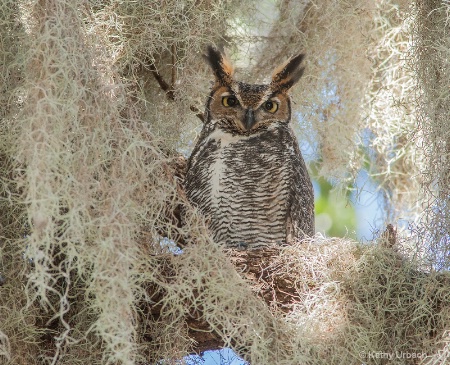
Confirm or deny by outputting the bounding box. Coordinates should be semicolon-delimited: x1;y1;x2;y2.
185;122;300;249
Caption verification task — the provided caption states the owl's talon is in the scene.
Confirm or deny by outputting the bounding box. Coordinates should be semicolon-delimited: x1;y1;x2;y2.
236;242;248;251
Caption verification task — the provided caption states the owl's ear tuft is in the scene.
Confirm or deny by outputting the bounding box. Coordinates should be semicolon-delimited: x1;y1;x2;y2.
204;45;234;85
271;54;305;91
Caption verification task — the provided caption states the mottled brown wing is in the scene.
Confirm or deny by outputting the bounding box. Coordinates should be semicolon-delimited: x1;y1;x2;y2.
286;128;315;242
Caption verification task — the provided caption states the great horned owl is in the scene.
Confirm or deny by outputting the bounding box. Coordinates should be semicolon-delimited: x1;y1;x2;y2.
185;46;314;249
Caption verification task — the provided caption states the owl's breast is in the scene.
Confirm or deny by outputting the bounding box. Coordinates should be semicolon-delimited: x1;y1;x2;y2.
185;124;295;249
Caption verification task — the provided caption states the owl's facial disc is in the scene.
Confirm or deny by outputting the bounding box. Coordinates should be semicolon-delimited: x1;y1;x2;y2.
208;83;290;133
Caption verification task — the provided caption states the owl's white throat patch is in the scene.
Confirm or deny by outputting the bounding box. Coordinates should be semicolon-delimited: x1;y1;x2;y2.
208;127;250;146
206;128;251;210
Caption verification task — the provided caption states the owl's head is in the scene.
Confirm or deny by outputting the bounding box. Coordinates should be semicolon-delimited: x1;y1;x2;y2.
204;46;305;135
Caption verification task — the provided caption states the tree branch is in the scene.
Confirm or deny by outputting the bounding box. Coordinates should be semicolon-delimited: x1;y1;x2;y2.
148;60;204;123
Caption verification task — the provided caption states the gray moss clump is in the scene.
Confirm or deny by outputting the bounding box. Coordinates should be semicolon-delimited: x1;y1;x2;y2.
1;1;450;364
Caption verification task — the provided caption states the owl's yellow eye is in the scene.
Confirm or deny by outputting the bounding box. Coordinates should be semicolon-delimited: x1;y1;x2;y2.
222;95;238;107
264;100;278;113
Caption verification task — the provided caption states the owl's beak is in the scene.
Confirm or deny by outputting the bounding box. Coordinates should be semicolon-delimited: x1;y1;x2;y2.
243;109;255;130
